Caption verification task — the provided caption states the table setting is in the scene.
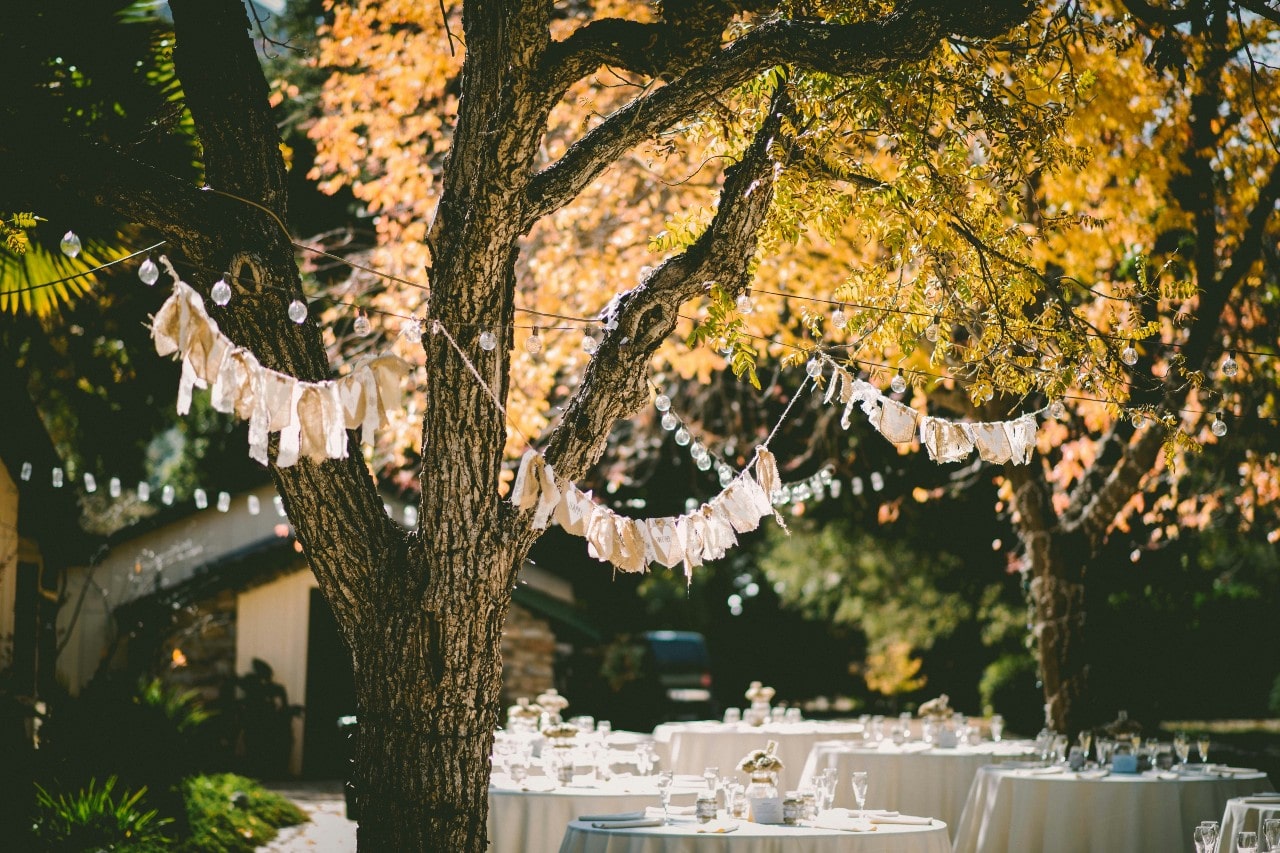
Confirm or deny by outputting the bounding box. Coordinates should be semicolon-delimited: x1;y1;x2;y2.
1216;793;1280;853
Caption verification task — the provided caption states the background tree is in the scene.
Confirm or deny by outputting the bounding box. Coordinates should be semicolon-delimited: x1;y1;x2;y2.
4;1;1138;850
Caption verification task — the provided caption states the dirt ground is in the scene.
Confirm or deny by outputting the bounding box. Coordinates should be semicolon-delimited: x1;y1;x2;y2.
259;781;357;852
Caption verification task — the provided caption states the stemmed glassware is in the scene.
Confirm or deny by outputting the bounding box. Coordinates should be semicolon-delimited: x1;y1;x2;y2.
1238;831;1259;853
635;742;656;776
655;771;674;824
817;768;838;814
1197;735;1211;764
989;714;1004;743
1076;730;1093;763
1173;732;1191;767
851;771;869;818
1262;819;1280;852
1095;738;1115;768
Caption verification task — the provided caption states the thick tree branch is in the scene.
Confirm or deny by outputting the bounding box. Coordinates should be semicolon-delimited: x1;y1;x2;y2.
526;0;1034;224
537;86;794;489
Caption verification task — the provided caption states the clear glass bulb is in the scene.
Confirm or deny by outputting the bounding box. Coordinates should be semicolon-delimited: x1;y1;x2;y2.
194;488;208;509
211;277;232;305
524;333;542;355
52;467;64;488
1130;410;1144;428
288;299;307;323
479;330;497;351
661;412;679;431
736;293;754;314
60;231;81;258
690;442;706;459
353;314;371;336
138;257;160;286
655;394;671;412
1049;399;1066;419
1120;343;1138;366
696;455;712;471
831;309;846;328
891;372;907;394
247;495;261;515
137;481;151;501
108;477;121;498
924;323;939;342
719;469;734;488
402;317;422;341
1221;353;1239;378
806;358;822;378
217;491;231;512
83;473;97;493
1211;415;1228;437
674;427;691;446
582;334;598;354
20;462;32;481
161;484;175;505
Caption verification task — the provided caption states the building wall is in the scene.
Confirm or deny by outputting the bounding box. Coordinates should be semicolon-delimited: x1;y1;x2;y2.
0;463;17;669
236;567;316;776
501;602;557;705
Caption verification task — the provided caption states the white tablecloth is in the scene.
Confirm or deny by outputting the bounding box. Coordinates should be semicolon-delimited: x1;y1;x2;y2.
558;816;951;853
652;721;865;789
798;740;1038;833
489;774;703;853
1218;794;1280;853
952;765;1273;853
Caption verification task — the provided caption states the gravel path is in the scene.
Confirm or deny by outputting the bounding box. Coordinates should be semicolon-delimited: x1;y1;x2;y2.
259;781;357;852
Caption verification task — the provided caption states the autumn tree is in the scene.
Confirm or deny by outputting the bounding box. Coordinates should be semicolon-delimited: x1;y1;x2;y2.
0;1;1145;849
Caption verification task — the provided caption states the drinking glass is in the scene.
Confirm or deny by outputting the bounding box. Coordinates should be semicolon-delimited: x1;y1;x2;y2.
1199;821;1220;851
989;714;1004;742
1076;730;1093;763
635;742;655;776
655;771;674;823
596;720;612;739
508;754;529;784
851;771;869;818
703;766;720;793
1096;738;1114;767
1173;732;1191;766
1237;831;1259;853
1197;736;1211;764
723;707;742;725
818;768;838;813
1263;818;1280;851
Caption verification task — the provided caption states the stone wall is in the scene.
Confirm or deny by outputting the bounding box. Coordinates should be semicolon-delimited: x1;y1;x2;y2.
500;602;557;705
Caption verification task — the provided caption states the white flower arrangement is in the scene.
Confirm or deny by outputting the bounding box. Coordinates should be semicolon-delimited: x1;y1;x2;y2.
737;740;784;773
745;681;776;704
536;687;570;714
917;694;952;720
507;697;543;720
541;722;579;740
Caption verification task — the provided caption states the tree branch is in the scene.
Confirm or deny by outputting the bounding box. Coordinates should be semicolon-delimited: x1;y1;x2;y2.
537;85;794;487
526;0;1035;224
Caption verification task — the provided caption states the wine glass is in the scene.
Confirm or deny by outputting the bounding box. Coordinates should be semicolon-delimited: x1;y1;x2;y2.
818;767;838;813
1076;730;1093;763
989;714;1004;743
1199;821;1220;852
655;771;674;823
1262;818;1280;851
1197;735;1211;764
635;742;655;776
851;771;869;818
1173;732;1191;766
1237;830;1259;853
703;766;719;793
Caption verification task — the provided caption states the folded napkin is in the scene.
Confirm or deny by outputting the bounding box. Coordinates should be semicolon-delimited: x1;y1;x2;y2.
645;805;695;816
814;814;877;832
870;814;933;825
1020;765;1065;776
578;810;646;822
1146;771;1179;780
696;821;740;834
1076;770;1110;780
591;818;663;829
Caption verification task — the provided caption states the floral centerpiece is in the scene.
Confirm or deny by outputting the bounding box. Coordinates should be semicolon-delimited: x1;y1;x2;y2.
744;681;775;726
917;694;952;719
738;740;783;821
917;694;957;746
540;722;578;784
536;687;570;727
737;740;784;774
541;722;579;741
506;697;543;733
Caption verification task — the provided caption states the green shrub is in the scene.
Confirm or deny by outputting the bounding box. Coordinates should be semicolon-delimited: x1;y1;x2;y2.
31;775;173;852
177;773;307;853
979;653;1044;736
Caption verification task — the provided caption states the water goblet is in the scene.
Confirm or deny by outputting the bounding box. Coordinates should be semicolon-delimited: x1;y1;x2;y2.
851;771;869;818
1173;732;1191;766
703;766;720;793
818;767;838;813
1076;730;1093;763
635;742;655;776
1237;831;1259;853
989;714;1004;743
1197;735;1211;764
1095;738;1115;767
1262;818;1280;851
655;771;674;823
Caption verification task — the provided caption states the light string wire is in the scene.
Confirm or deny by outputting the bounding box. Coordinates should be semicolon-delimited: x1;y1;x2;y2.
8;225;1273;424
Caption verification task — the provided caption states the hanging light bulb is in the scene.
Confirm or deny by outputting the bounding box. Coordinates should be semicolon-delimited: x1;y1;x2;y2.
890;370;907;394
194;488;208;509
806;358;823;378
690;441;706;460
60;231;82;258
161;484;175;505
1120;340;1138;366
735;293;754;314
288;299;307;323
273;495;287;516
696;455;713;471
352;313;371;336
524;332;542;355
655;394;671;412
924;322;939;342
1221;351;1239;378
52;467;64;488
210;276;232;306
83;473;97;493
661;412;678;431
1211;412;1228;437
20;462;32;481
137;481;151;501
479;330;498;351
719;468;734;488
138;257;160;286
109;477;121;498
582;333;598;354
247;495;261;515
674;427;691;446
870;471;885;491
1130;409;1144;428
830;308;847;329
1049;399;1066;419
217;491;231;512
402;317;422;341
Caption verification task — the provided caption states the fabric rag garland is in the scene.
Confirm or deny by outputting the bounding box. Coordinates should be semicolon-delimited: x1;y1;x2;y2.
510;446;786;580
149;265;411;467
822;363;1038;465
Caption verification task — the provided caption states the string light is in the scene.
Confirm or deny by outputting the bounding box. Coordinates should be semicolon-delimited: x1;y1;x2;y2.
216;491;231;512
137;482;151;501
924;320;940;342
401;317;422;341
1048;399;1066;419
805;358;823;378
83;473;97;493
51;467;64;488
108;477;121;498
20;462;32;481
1120;341;1139;366
138;257;160;286
736;293;754;314
1221;351;1239;378
831;307;847;328
654;393;671;412
660;411;678;431
479;330;498;351
210;276;232;306
890;369;907;395
247;495;261;515
674;426;691;446
582;331;599;354
287;299;307;323
161;485;175;505
194;488;208;510
1211;412;1228;437
353;313;371;336
524;331;542;355
59;231;81;258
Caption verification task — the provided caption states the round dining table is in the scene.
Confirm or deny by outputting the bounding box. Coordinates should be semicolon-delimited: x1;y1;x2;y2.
488;773;703;853
652;720;865;790
798;740;1039;835
558;815;951;853
1217;792;1280;853
951;764;1273;853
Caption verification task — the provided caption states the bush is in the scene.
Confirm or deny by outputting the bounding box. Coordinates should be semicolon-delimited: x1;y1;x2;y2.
177;773;307;853
31;776;173;852
979;653;1043;736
